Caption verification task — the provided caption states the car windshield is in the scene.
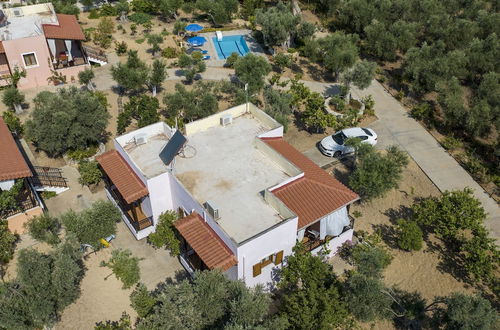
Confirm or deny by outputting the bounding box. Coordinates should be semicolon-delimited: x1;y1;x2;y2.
332;132;347;145
362;128;372;136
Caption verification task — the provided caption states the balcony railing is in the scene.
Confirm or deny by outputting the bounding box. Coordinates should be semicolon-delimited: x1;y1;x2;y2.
107;186;153;233
1;179;39;218
301;216;355;251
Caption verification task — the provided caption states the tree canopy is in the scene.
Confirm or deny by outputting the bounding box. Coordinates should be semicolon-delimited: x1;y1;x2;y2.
117;95;160;134
25;87;109;156
0;238;83;328
349;144;409;200
195;0;238;26
255;2;299;49
133;270;285;329
234;53;271;94
111;50;150;93
163;82;218;123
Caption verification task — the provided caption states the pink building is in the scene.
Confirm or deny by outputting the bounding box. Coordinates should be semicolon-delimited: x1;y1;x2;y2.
0;3;98;90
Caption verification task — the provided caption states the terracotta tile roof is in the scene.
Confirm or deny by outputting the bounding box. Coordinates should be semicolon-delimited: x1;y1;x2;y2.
175;212;237;271
0;41;4;53
42;14;85;40
263;137;359;230
96;150;148;204
0;118;32;181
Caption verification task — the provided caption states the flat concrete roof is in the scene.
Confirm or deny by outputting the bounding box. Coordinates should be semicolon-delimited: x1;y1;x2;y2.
174;114;290;244
0;3;58;40
118;123;172;179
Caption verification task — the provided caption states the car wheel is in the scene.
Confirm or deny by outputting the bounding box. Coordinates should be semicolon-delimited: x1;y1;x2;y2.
334;151;342;158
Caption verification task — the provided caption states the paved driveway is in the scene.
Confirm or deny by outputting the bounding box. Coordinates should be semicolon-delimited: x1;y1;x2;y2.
351;80;499;241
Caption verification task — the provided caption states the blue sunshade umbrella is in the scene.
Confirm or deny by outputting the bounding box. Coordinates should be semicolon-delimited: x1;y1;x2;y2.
187;36;207;46
185;24;204;33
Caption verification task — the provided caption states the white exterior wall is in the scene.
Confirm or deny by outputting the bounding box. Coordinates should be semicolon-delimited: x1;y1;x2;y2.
140;196;153;219
237;216;298;287
146;172;174;224
0;179;15;190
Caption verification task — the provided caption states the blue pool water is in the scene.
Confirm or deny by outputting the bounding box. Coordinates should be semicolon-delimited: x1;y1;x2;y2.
212;35;250;60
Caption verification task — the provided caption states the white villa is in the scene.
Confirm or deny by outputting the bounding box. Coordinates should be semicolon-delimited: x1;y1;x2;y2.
97;104;359;286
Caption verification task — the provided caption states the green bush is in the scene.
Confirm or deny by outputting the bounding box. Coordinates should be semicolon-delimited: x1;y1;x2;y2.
129;12;151;25
103;249;140;289
88;9;100;19
396;219;423;251
41;191;57;200
2;87;25;110
161;47;177;58
147;211;180;255
130;283;155;317
78;160;102;186
0;219;17;264
67;146;98;161
225;52;239;68
410;103;432;121
2;111;23;135
114;41;128;55
441;135;463;150
99;3;117;16
24;214;61;245
135;38;145;44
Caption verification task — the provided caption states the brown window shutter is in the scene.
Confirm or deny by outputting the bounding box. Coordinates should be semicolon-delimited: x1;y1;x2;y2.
253;263;262;277
274;250;284;265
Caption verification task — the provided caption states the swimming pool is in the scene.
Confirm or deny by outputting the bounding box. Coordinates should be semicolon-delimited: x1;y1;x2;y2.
212;35;250;60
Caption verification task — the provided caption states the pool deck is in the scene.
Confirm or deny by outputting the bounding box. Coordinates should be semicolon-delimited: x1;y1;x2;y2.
194;29;267;67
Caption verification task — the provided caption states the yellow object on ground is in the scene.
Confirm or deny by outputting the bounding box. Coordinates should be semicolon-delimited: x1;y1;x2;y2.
100;238;110;247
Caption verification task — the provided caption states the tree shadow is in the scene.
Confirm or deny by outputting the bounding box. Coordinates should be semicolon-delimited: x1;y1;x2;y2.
389;287;429;330
152;269;190;293
372;223;399;250
383;205;413;224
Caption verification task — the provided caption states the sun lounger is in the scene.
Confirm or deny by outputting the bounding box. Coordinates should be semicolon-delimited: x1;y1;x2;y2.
203;55;211;60
216;31;223;41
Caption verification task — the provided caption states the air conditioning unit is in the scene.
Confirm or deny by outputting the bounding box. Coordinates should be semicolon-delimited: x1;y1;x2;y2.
204;200;220;220
220;114;233;126
12;8;23;17
134;133;148;145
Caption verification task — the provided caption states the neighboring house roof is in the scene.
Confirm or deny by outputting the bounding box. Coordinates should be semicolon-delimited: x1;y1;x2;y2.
0;118;32;181
0;41;4;53
96;150;148;204
42;14;85;40
262;137;359;230
175;212;237;271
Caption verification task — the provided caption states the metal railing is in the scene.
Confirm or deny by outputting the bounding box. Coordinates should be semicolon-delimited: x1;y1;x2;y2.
1;180;39;218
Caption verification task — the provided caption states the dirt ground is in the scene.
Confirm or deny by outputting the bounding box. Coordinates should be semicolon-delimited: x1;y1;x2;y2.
331;158;477;329
57;248;137;329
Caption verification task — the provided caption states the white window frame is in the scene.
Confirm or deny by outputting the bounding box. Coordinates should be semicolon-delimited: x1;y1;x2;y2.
21;52;39;69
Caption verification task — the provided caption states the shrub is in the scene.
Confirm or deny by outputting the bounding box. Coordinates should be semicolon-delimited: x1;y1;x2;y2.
41;191;57;200
102;249;140;289
441;135;463;150
99;3;117;16
2;111;23;135
161;47;177;59
78;160;102;186
395;90;404;100
83;28;95;41
2;87;25;110
410;102;432;122
24;214;61;245
67;146;99;161
351;232;392;278
147;211;180;255
130;283;155;317
362;95;375;115
88;9;100;19
273;53;292;71
396;219;423;251
135;38;145;44
0;219;17;264
129;12;151;25
225;52;239;68
114;41;128;55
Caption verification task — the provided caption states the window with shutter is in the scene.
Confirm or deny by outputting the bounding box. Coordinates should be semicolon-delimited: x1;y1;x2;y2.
253;263;261;277
274;250;284;265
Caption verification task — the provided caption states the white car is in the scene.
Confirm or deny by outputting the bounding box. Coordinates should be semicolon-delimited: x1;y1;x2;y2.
319;127;377;157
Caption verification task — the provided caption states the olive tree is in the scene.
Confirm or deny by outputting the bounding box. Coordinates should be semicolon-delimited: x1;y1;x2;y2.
234;53;271;94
